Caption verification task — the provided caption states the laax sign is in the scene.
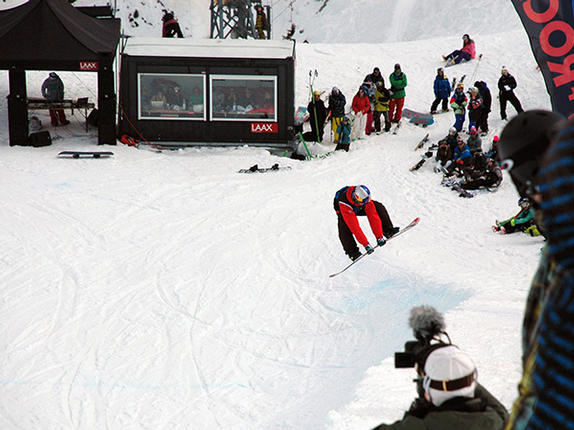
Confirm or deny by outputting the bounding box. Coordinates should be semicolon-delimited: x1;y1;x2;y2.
512;0;574;118
250;122;278;133
79;62;99;71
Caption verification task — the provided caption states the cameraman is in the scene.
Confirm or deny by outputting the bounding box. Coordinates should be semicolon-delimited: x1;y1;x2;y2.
372;345;507;430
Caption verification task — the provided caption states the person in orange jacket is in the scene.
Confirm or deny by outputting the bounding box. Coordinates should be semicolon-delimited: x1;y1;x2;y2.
333;185;399;261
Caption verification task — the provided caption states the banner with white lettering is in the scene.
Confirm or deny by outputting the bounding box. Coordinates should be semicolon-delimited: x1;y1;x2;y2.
511;0;574;118
250;122;278;133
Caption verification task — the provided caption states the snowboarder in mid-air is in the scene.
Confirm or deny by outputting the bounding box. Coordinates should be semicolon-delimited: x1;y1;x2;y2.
333;185;399;261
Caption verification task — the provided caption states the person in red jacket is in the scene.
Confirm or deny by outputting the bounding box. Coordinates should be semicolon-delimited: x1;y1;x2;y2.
162;11;184;38
351;87;371;140
333;185;399;261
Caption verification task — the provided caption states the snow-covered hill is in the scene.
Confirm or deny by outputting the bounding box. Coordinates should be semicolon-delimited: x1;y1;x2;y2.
0;1;552;429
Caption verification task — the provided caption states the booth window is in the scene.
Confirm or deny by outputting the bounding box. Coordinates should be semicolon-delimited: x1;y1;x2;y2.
210;75;277;121
138;73;206;120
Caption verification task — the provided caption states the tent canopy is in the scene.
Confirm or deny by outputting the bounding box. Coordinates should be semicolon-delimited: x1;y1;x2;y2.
0;0;120;69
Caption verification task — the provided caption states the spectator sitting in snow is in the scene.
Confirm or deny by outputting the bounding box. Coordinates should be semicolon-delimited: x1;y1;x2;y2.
335;117;352;152
466;126;482;154
492;198;539;235
371;344;508;430
474;80;491;134
484;135;499;160
430;67;451;114
461;157;503;191
351;87;370;140
443;34;476;66
434;128;458;172
443;137;472;176
450;83;467;132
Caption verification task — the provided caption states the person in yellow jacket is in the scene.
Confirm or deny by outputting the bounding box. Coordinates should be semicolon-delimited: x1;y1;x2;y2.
374;81;391;133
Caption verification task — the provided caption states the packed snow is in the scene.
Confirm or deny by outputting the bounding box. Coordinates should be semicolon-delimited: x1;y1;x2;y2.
0;1;551;429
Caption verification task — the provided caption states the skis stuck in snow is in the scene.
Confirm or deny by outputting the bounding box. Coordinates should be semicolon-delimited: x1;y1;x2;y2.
329;217;420;278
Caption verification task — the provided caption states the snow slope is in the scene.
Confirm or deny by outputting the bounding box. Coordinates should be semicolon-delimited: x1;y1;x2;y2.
0;1;552;429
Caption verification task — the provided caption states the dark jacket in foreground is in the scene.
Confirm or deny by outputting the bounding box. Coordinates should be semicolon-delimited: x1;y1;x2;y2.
372;383;508;430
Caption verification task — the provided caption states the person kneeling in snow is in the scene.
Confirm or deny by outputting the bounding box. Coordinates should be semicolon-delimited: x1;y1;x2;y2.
493;197;540;236
335;117;352;152
372;345;508;430
333;185;399;261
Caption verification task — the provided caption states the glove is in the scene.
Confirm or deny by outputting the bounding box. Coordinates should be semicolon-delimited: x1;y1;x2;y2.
365;244;374;254
510;219;516;226
377;237;387;247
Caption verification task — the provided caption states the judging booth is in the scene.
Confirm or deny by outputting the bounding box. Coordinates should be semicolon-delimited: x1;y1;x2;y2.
0;0;120;146
118;38;296;149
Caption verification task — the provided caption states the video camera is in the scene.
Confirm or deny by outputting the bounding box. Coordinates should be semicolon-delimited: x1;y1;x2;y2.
394;305;450;369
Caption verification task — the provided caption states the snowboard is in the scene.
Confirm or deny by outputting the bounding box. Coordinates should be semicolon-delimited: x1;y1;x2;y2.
58;151;113;158
402;109;434;127
238;163;291;173
410;151;434;172
414;133;430;150
329;217;420;278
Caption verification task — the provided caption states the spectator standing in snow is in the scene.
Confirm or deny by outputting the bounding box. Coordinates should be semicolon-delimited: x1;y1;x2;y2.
162;11;183;38
361;80;376;135
450;83;467;132
307;90;327;143
371;345;508;430
374;81;391;133
255;5;267;39
467;87;483;132
497;110;574;430
389;63;407;123
364;67;385;89
327;87;346;143
430;67;451;114
474;80;491;134
41;72;70;127
443;34;476;66
498;67;523;120
333;185;399;261
466;126;482;154
351;87;370;140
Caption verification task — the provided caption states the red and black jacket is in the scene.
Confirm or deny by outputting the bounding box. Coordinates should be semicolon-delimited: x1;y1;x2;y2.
333;186;383;246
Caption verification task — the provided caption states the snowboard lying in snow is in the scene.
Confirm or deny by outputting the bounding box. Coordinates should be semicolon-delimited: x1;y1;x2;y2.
402;109;434;127
329;217;420;278
58;151;114;158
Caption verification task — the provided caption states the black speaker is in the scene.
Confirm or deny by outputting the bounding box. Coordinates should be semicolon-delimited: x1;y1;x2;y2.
28;131;52;147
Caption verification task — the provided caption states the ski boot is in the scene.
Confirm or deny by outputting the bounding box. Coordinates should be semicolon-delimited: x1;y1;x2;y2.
349;250;362;261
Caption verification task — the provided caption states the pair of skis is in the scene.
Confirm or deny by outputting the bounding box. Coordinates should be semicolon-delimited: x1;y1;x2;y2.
329;217;420;278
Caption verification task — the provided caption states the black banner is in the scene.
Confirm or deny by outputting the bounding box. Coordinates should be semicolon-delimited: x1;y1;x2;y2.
512;0;574;118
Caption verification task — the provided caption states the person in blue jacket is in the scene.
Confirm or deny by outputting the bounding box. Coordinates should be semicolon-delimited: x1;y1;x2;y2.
443;137;472;176
335;116;352;152
430;68;451;114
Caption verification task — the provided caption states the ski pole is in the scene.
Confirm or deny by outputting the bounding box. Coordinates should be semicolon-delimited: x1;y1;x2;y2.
469;54;483;84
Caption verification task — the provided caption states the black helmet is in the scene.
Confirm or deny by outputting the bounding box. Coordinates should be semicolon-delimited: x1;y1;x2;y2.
498;110;565;197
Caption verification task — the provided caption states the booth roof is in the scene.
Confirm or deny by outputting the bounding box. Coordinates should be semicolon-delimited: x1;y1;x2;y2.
123;38;295;60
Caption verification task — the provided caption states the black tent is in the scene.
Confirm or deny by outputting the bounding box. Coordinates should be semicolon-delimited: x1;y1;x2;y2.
0;0;121;146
